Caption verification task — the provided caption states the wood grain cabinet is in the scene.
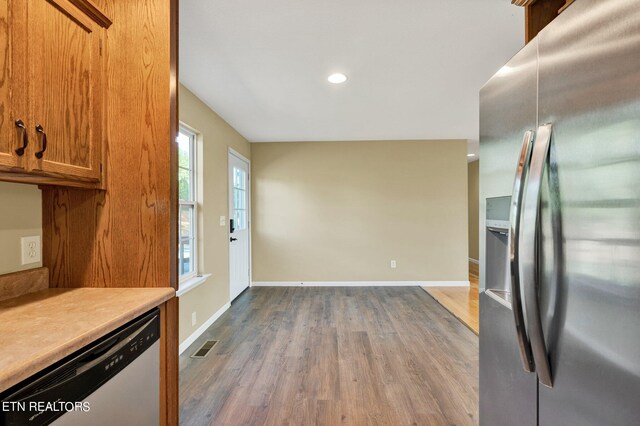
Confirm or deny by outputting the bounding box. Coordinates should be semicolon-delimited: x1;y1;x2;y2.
0;0;111;186
0;0;27;172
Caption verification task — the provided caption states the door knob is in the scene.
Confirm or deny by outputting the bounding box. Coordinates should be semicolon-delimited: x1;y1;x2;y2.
230;237;238;242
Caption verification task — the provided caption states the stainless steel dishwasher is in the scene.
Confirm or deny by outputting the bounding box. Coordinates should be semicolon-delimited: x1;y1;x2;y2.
0;308;160;426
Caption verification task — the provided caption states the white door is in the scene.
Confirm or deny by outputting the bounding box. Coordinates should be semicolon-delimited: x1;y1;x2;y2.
228;151;250;301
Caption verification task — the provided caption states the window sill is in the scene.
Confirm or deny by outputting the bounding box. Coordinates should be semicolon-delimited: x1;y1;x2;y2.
177;273;212;297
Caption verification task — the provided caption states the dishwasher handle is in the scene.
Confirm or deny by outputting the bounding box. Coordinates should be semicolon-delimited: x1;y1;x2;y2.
76;315;158;376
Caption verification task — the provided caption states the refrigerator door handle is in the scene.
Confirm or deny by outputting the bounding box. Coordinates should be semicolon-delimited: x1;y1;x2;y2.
520;123;554;388
509;130;536;373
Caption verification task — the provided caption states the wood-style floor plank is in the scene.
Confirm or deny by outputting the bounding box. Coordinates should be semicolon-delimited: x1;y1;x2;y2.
422;271;480;335
179;287;478;425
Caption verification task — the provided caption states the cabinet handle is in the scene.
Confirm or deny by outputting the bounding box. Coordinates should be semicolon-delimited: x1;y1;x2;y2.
14;120;28;156
35;124;47;159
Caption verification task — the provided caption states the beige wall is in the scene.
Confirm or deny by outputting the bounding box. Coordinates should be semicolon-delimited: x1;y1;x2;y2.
468;160;479;261
178;84;251;344
251;140;468;283
0;182;42;275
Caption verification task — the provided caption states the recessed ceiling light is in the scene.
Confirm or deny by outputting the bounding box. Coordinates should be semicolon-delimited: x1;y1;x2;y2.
467;154;476;157
328;73;348;84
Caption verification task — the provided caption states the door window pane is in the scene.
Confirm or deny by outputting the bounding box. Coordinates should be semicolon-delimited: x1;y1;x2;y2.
232;167;247;230
233;167;246;190
234;210;247;230
234;188;247;210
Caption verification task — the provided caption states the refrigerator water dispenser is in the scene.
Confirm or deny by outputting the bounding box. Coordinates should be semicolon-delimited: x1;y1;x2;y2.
485;196;511;296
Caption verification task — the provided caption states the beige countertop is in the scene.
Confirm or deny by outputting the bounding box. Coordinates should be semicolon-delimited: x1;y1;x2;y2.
0;287;175;393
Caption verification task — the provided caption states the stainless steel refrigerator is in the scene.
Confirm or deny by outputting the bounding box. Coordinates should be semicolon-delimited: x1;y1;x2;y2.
479;0;640;425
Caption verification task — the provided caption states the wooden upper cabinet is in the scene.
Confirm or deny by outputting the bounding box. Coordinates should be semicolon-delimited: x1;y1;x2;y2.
0;0;111;186
515;0;572;43
0;0;27;172
27;0;110;182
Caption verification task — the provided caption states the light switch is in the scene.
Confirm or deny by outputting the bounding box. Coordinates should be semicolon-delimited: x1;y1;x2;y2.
21;236;41;265
219;216;226;226
390;260;397;269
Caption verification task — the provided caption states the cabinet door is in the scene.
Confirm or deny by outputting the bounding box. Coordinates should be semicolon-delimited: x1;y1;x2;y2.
28;0;104;181
0;0;27;171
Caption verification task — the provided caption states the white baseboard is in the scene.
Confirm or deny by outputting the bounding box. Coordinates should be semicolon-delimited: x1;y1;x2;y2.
423;280;470;287
179;302;231;355
251;281;470;288
468;258;479;264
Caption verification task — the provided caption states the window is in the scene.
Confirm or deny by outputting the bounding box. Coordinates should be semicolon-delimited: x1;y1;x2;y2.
232;167;248;230
178;127;197;280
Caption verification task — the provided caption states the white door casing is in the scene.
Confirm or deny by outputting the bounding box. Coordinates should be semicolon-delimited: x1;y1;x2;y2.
228;150;250;301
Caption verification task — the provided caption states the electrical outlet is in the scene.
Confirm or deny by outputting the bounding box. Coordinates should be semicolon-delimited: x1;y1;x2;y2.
390;260;397;269
191;312;197;326
219;216;226;226
21;236;41;265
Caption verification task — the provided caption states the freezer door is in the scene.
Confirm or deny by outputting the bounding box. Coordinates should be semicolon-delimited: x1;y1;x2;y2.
536;0;640;424
479;37;538;293
479;33;538;426
479;292;537;426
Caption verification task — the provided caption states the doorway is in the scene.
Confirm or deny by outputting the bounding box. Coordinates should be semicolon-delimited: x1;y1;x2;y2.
228;149;251;301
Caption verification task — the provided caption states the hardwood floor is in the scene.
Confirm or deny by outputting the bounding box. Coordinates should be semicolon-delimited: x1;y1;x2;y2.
180;287;478;425
421;266;480;335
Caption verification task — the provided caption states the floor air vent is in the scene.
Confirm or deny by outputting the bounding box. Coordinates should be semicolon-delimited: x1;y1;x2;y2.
191;340;218;358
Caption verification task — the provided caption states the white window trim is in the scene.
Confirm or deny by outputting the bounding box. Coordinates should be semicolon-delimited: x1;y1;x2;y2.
178;125;198;283
176;273;212;297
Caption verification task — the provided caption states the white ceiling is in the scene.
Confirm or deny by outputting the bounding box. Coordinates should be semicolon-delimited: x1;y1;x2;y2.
179;0;523;155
